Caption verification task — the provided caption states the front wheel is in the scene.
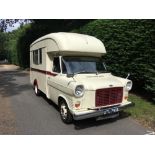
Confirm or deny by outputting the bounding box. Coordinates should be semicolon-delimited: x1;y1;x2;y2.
59;100;73;124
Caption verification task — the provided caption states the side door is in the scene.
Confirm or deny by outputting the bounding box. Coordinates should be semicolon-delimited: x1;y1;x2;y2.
47;56;64;104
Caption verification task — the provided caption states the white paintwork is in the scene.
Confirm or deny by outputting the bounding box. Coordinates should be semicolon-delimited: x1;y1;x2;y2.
30;32;106;56
30;32;132;121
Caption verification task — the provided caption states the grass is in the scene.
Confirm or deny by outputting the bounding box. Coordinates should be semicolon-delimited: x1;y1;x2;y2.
125;94;155;130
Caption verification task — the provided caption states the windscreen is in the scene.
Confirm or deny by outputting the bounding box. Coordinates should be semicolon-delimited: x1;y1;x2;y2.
62;56;107;74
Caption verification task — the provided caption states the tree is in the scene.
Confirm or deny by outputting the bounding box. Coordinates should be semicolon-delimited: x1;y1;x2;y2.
0;32;7;60
0;19;29;32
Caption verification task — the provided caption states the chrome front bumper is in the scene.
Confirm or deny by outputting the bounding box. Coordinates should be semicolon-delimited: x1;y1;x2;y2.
118;102;135;110
72;102;134;120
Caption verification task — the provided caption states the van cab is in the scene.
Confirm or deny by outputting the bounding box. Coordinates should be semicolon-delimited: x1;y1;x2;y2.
30;32;133;123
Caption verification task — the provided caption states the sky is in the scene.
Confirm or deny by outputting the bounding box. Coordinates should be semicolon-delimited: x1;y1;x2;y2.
6;22;21;32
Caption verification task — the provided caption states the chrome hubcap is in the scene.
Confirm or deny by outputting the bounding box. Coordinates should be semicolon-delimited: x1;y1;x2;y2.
35;85;38;94
60;103;67;120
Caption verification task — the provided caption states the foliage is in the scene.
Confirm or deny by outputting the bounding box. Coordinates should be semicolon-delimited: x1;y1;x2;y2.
3;24;31;65
126;94;155;130
74;20;155;101
0;19;30;32
0;32;7;60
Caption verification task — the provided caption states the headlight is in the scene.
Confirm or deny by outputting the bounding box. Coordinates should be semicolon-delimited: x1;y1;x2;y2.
74;85;85;97
126;81;132;91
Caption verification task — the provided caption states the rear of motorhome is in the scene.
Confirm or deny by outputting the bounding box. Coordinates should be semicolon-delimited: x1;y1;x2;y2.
30;32;134;123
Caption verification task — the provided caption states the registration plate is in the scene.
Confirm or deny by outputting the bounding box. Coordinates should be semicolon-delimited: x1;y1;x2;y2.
96;107;119;121
101;107;119;115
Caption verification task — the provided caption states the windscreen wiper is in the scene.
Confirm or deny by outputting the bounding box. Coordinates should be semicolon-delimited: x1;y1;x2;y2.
97;70;110;73
67;71;98;77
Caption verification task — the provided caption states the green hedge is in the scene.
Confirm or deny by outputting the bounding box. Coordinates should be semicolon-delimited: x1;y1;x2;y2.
74;20;155;101
5;24;31;66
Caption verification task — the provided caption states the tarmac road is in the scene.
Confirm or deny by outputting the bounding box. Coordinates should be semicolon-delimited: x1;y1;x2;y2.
0;65;150;134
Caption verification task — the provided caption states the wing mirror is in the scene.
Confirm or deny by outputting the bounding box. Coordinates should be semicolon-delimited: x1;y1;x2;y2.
126;73;130;79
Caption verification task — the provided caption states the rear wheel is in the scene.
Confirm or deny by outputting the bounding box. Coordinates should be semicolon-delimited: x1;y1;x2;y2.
59;100;73;124
34;83;40;96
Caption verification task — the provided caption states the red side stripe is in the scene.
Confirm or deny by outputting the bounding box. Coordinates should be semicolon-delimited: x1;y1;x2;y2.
31;68;57;76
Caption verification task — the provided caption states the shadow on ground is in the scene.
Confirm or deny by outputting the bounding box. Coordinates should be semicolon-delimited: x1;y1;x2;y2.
73;111;131;130
0;70;31;98
40;92;131;130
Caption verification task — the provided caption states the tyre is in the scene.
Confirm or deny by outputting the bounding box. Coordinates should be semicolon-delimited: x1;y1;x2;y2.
59;100;73;124
34;83;40;96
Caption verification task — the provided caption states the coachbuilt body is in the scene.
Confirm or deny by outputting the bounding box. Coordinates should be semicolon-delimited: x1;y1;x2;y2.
30;32;133;123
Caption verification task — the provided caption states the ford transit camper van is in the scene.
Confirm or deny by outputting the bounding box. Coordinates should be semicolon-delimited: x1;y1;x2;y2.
30;32;134;123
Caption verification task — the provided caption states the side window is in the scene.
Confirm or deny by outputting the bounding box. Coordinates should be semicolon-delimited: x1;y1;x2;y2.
33;49;42;65
33;50;38;65
39;49;42;64
53;57;60;73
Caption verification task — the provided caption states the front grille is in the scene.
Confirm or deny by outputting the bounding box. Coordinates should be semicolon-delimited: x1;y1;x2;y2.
95;87;123;107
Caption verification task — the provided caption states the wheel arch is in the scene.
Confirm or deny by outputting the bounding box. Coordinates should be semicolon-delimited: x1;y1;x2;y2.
33;79;38;88
58;95;72;111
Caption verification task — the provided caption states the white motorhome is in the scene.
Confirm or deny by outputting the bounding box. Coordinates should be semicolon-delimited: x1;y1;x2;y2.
30;32;134;123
